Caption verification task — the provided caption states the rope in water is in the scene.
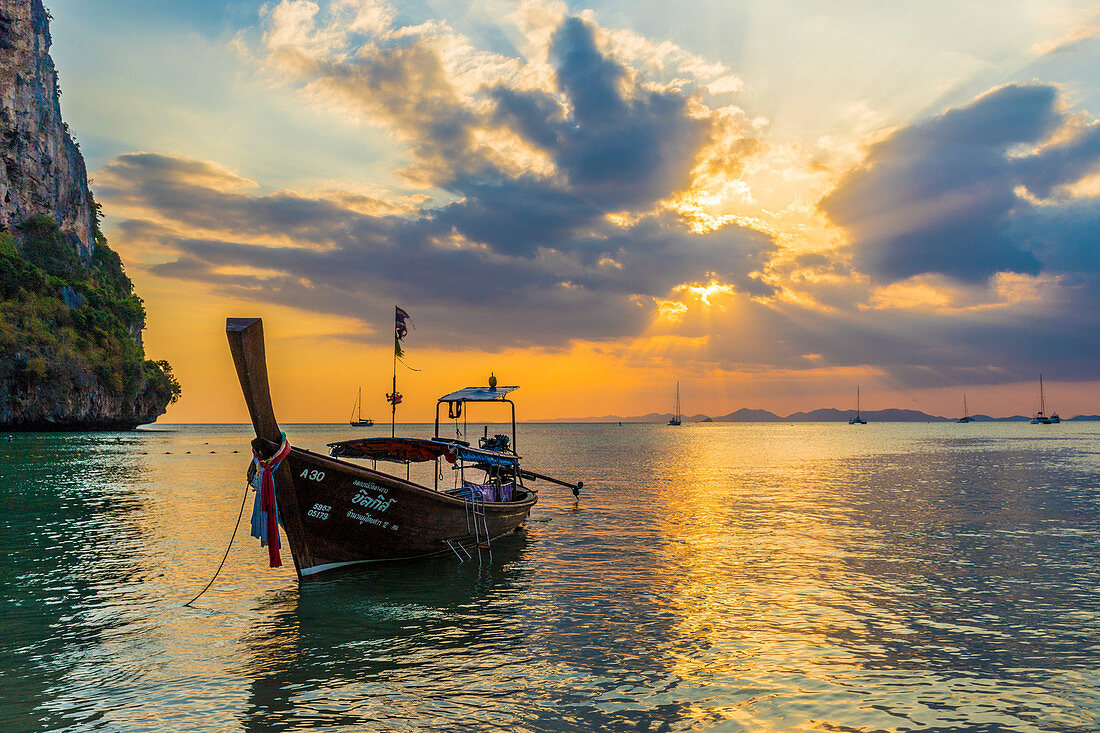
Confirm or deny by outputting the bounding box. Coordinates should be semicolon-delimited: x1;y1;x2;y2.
183;478;250;608
185;434;290;605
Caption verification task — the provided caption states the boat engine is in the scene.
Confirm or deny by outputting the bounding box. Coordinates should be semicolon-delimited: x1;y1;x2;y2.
479;433;510;452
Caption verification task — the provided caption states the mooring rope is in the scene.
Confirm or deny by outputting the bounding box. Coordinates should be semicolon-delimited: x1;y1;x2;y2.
183;478;251;608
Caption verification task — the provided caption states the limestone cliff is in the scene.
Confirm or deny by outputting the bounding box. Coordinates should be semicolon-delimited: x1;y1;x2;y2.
0;0;94;260
0;0;179;430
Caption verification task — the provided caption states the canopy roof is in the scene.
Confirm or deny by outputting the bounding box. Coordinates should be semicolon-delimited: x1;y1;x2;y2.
437;386;519;403
328;436;519;467
329;437;449;463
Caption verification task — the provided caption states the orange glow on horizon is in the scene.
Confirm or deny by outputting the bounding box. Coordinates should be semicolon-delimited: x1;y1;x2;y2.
137;262;1100;425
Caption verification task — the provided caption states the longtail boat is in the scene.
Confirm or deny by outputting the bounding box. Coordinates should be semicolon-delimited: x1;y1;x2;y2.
227;317;582;579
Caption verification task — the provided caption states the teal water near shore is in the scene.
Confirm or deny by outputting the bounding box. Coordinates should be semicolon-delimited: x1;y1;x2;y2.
2;422;1100;731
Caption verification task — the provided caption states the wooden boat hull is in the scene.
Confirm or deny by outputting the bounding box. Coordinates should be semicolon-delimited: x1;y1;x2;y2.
227;317;541;580
272;445;537;577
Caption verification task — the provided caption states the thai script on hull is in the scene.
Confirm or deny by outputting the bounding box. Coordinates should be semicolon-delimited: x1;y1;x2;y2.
352;488;395;512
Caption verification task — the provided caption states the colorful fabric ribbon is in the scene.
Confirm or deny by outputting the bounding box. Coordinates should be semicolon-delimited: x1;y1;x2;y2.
251;434;291;568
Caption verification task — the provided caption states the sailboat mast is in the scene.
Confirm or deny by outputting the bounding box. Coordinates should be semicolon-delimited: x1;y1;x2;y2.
1039;374;1045;416
857;386;860;417
676;382;680;422
963;394;967;419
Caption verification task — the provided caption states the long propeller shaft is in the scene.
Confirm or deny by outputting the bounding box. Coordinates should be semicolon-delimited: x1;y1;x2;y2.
519;468;584;496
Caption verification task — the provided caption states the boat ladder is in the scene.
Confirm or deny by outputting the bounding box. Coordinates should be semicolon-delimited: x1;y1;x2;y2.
443;537;472;562
458;486;493;561
472;492;492;559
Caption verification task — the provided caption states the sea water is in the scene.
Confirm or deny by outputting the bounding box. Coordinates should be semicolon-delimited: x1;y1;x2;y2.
1;422;1099;731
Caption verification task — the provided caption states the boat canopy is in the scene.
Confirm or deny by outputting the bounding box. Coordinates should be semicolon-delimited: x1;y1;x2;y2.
437;386;519;403
328;436;519;467
329;437;450;463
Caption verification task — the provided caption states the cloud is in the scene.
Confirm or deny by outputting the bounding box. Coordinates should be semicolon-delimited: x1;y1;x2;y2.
1030;22;1100;56
545;18;708;208
97;153;381;250
95;5;1100;391
100;152;772;349
802;82;1100;383
90;3;781;351
255;1;738;200
821;83;1100;284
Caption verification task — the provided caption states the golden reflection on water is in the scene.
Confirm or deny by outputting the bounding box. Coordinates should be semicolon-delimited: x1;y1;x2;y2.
636;424;1100;731
649;425;875;730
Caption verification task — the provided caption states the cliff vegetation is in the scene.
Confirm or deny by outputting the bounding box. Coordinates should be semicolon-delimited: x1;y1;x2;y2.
0;211;180;429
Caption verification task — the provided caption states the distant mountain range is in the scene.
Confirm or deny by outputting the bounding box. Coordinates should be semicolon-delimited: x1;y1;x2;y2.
546;409;1100;423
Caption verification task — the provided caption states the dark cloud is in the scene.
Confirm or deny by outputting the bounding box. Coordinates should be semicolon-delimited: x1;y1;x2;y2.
252;15;718;268
815;82;1100;382
821;83;1100;283
292;41;484;185
548;18;706;207
429;179;603;258
1016;120;1100;198
431;18;709;258
491;88;566;150
105;151;771;349
1011;197;1100;274
99;154;396;249
506;18;705;210
653;281;1100;388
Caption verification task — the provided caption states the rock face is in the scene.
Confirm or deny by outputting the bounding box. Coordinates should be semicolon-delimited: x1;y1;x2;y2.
0;380;175;431
0;0;94;261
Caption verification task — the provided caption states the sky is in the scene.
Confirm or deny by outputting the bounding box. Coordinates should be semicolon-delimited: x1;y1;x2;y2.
43;0;1100;422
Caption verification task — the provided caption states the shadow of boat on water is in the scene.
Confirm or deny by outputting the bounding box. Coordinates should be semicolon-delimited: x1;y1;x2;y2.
237;532;535;730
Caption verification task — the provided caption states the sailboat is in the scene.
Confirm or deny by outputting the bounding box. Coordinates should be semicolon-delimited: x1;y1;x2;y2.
849;386;867;424
668;382;682;426
349;388;374;427
1030;375;1060;425
958;394;974;423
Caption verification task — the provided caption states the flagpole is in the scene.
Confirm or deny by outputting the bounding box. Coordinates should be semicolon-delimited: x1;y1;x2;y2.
389;305;411;437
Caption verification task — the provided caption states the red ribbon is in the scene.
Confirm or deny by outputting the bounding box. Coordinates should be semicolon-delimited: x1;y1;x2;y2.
254;438;292;568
